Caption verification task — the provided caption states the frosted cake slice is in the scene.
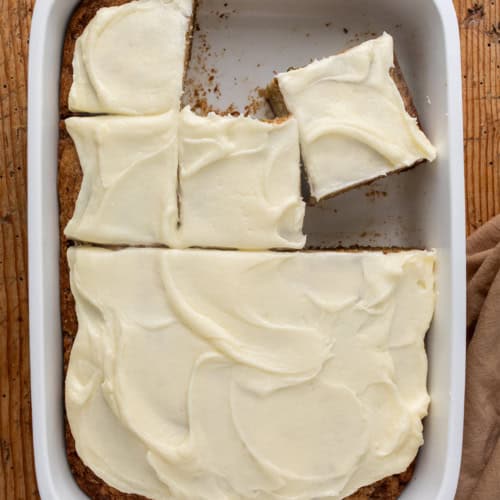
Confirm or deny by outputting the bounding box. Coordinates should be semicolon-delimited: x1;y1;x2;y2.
268;33;437;202
174;107;306;250
67;0;194;115
63;112;178;245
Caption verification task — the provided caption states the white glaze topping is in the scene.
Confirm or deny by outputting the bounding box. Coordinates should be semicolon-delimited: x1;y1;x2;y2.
277;33;437;201
69;0;192;115
64;112;178;245
66;247;435;500
173;107;306;250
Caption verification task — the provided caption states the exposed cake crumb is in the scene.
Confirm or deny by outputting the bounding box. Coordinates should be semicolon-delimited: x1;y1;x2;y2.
244;87;274;118
365;190;388;199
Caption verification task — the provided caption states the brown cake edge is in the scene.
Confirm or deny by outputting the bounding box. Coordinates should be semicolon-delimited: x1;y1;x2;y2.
60;120;148;499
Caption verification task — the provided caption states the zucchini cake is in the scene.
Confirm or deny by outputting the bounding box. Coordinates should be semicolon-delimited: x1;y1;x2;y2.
173;107;306;250
63;113;179;245
66;247;435;500
60;107;306;249
61;0;195;115
267;33;437;202
59;2;437;499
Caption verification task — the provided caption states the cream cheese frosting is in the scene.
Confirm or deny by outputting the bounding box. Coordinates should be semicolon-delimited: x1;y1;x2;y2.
173;107;306;250
64;112;178;245
276;33;437;201
66;247;435;500
69;0;193;115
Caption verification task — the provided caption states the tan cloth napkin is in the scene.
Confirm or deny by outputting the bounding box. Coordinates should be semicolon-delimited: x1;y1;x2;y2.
456;215;500;500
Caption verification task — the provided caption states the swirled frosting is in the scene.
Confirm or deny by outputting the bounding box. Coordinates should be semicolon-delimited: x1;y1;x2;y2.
173;108;306;250
64;112;178;245
69;0;193;115
66;247;435;500
276;33;437;201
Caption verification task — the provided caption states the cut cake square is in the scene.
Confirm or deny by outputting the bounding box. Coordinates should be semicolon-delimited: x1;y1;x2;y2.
267;33;437;202
61;0;194;116
63;112;179;245
173;107;306;250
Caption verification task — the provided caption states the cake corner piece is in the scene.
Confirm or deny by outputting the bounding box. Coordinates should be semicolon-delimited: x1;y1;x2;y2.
61;0;195;116
60;3;433;498
59;0;132;117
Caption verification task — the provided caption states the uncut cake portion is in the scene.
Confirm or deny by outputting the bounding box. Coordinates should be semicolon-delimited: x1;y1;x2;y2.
267;33;437;202
173;107;306;250
63;0;194;115
63;112;179;245
66;246;435;500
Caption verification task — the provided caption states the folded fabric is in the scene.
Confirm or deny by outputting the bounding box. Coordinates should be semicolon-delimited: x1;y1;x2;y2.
456;214;500;500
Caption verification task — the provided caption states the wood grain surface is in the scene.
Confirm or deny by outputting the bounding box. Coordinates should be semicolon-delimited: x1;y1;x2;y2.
458;1;500;234
0;0;38;497
0;0;498;498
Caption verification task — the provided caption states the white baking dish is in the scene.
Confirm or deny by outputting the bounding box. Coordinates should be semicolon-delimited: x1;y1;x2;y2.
28;0;465;498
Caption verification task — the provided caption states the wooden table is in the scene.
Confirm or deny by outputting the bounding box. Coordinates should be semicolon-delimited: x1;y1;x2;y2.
0;0;498;498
